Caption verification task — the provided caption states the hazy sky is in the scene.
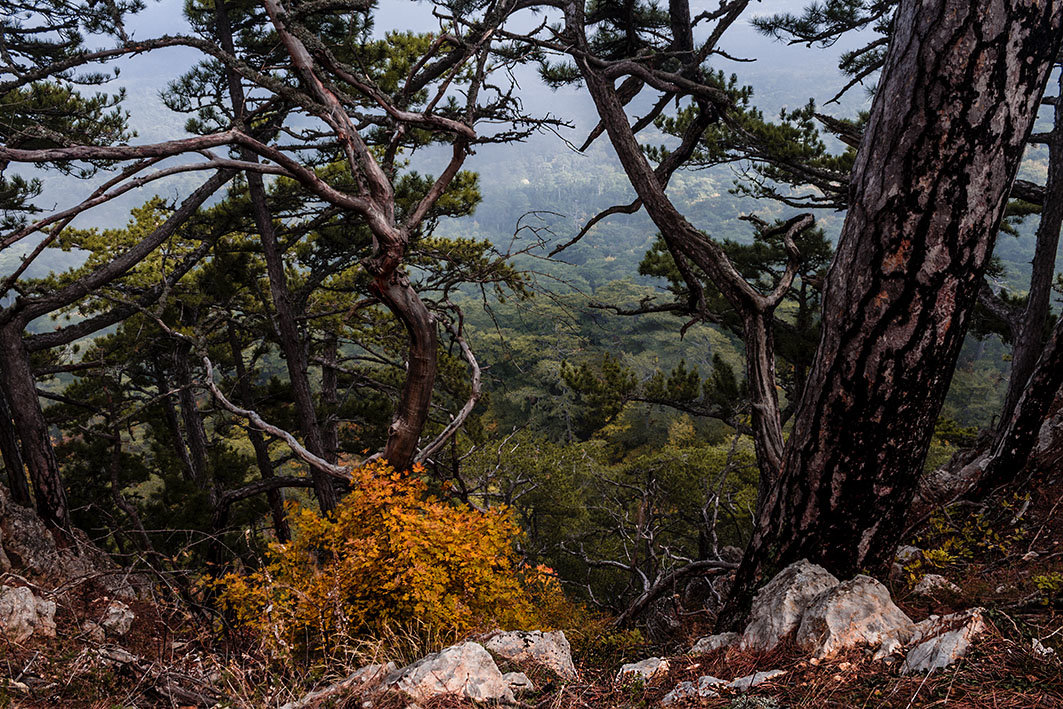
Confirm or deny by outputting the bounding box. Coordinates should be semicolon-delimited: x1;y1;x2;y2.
106;0;872;139
26;0;873;236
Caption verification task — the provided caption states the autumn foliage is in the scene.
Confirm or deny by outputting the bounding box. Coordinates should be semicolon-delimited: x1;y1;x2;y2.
216;460;564;653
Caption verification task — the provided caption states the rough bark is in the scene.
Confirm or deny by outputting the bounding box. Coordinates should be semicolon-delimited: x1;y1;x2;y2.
0;364;31;506
0;323;69;529
999;68;1063;429
722;0;1063;627
375;271;437;472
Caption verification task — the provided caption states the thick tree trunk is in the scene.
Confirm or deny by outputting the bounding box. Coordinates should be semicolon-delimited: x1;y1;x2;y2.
376;271;437;473
999;69;1063;429
722;0;1063;627
0;323;69;529
226;323;290;542
0;363;31;506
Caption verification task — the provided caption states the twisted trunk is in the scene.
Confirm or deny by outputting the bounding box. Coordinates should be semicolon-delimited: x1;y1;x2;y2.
566;15;790;489
375;270;436;473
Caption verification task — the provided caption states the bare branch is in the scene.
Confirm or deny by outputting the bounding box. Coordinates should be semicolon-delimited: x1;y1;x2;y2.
202;356;352;481
415;315;482;464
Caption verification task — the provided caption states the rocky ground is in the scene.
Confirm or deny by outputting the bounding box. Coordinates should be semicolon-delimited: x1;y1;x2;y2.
1;468;1061;707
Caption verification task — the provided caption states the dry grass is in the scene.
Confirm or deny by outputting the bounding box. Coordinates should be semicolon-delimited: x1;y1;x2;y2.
3;467;1062;707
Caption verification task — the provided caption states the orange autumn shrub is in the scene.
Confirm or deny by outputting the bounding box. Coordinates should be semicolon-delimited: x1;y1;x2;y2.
216;460;563;654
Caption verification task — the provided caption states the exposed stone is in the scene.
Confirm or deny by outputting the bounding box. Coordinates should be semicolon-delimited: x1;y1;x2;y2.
384;642;514;704
660;675;726;705
483;629;577;679
660;680;697;706
98;646;138;665
912;574;961;598
82;621;106;643
1032;638;1056;658
0;585;56;642
616;657;669;683
279;662;397;709
895;546;922;564
796;575;914;659
503;671;534;693
902;608;986;674
741;559;840;652
690;631;739;655
348;662;396;685
728;669;787;691
0;484;145;600
697;675;727;694
100;600;135;636
730;699;783;709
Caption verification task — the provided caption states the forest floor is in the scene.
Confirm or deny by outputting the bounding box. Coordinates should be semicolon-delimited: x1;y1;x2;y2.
2;471;1061;708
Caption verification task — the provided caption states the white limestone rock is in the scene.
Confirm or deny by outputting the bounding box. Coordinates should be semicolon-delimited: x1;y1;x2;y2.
902;608;986;674
912;574;962;598
795;575;914;659
741;559;840;652
503;671;535;693
660;680;697;706
82;621;106;643
690;631;740;655
728;669;787;691
1032;638;1056;658
484;629;577;679
659;675;726;705
698;675;727;694
384;642;514;704
616;657;669;683
0;585;55;642
100;600;135;636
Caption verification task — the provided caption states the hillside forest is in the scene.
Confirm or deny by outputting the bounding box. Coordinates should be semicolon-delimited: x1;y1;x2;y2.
1;0;1063;706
